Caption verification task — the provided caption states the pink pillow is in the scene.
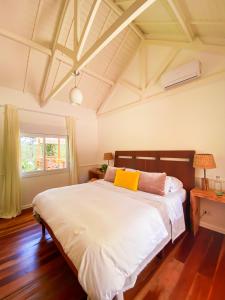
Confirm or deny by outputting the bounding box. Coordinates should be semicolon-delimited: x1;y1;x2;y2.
104;166;123;182
138;172;166;196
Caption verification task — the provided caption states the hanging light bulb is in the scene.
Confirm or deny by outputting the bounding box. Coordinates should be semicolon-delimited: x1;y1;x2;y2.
70;71;83;105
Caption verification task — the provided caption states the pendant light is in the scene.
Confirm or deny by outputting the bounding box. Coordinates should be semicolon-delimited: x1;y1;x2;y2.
70;71;83;105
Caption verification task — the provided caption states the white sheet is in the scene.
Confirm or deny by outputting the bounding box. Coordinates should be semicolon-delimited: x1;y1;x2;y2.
32;180;185;300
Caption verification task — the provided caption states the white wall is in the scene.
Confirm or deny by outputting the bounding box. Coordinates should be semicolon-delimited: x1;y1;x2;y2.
0;87;98;208
98;78;225;233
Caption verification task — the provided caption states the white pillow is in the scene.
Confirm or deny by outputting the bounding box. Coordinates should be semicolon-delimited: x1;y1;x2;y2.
165;176;183;193
126;170;183;193
125;168;136;172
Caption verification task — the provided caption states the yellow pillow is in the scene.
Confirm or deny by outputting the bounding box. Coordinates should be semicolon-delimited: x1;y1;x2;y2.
114;169;140;191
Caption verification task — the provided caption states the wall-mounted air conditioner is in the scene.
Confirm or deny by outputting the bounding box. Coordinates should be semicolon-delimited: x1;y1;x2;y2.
161;60;201;89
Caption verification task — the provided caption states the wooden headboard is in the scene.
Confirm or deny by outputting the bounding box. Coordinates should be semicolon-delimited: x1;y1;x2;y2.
114;150;195;192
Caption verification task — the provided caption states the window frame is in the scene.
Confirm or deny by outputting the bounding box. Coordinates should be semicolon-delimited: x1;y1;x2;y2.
20;133;69;178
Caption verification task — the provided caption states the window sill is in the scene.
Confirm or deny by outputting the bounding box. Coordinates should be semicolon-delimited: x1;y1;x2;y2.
21;169;69;178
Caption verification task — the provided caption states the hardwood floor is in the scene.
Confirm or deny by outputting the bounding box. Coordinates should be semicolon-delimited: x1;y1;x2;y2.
0;209;225;300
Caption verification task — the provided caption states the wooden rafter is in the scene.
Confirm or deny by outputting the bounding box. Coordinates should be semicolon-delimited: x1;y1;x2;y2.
93;28;130;106
145;37;225;56
43;0;156;105
0;27;51;56
136;21;178;26
82;68;114;86
104;0;144;39
97;42;142;113
56;43;74;59
74;0;79;51
120;79;142;95
77;0;102;60
42;69;74;103
115;0;132;5
139;41;147;91
98;70;225;116
77;0;157;70
40;0;71;105
54;52;115;86
23;0;44;92
145;47;180;92
166;0;194;42
190;21;225;26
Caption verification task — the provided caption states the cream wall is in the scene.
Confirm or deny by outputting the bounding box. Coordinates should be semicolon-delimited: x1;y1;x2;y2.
0;87;98;208
98;78;225;233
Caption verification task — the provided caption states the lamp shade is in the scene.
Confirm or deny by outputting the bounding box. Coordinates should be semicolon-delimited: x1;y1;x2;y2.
70;87;83;105
193;154;216;169
104;152;113;161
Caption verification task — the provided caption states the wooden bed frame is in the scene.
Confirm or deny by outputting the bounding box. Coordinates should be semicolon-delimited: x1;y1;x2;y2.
38;150;195;299
114;150;195;225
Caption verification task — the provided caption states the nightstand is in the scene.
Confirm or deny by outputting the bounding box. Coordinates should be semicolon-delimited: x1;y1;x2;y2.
190;188;225;236
88;168;105;181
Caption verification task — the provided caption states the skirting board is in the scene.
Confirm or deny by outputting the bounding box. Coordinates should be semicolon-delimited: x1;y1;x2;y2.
200;221;225;235
22;203;33;210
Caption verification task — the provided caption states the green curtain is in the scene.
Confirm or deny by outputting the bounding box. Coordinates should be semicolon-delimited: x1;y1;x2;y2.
66;116;78;185
0;105;21;218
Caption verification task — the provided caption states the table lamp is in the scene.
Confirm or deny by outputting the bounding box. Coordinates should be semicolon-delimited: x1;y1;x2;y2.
104;152;113;165
193;154;216;190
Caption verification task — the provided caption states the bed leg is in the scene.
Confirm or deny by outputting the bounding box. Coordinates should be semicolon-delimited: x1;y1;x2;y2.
41;223;46;236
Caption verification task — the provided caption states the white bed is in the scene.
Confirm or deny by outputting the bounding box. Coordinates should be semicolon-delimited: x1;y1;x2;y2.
33;179;185;300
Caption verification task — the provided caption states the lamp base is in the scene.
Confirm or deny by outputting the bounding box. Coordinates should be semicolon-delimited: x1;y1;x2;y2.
201;178;209;190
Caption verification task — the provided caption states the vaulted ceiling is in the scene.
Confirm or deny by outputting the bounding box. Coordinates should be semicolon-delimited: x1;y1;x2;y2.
0;0;225;112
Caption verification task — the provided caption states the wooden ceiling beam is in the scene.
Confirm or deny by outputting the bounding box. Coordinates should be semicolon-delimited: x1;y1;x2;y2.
97;42;142;114
120;79;142;95
77;0;102;60
145;47;180;91
190;21;225;26
23;0;44;93
0;27;51;56
145;37;225;55
115;0;133;5
56;43;74;59
42;68;75;104
54;52;114;86
104;0;145;39
136;20;178;26
82;68;114;86
77;0;157;70
43;0;156;105
166;0;194;42
139;41;147;91
74;0;79;51
40;0;71;105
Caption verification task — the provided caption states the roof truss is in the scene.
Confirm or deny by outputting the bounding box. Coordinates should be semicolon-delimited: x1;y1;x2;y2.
1;0;225;111
166;0;194;42
42;0;157;106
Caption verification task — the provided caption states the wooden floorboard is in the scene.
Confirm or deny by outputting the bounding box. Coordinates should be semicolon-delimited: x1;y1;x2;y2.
0;209;225;300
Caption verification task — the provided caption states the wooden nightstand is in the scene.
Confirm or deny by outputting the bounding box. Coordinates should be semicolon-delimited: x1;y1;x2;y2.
190;188;225;236
88;168;105;181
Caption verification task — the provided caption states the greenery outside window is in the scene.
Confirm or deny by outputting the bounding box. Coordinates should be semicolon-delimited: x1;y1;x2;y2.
21;134;68;175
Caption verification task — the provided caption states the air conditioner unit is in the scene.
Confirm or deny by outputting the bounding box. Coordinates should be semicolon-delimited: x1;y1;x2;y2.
161;60;201;89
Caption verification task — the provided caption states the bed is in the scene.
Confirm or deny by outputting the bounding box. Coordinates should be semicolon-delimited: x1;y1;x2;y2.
33;150;195;300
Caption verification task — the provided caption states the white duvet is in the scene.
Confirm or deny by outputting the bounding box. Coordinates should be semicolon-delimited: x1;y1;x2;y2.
33;180;185;300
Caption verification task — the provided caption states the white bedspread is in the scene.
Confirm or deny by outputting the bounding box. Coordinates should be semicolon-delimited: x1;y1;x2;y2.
32;180;185;300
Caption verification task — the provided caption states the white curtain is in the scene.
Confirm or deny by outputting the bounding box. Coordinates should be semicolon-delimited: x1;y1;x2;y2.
66;116;78;185
0;105;21;218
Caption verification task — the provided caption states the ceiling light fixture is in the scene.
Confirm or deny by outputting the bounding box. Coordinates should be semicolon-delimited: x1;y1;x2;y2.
70;71;83;105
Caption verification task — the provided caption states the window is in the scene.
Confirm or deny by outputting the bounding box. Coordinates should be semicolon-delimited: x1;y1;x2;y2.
21;134;68;174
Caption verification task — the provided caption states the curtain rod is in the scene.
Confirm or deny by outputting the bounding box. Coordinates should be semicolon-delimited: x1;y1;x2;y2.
0;105;78;119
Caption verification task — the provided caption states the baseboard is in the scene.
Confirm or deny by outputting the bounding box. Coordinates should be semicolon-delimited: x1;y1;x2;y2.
200;221;225;235
22;203;32;210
